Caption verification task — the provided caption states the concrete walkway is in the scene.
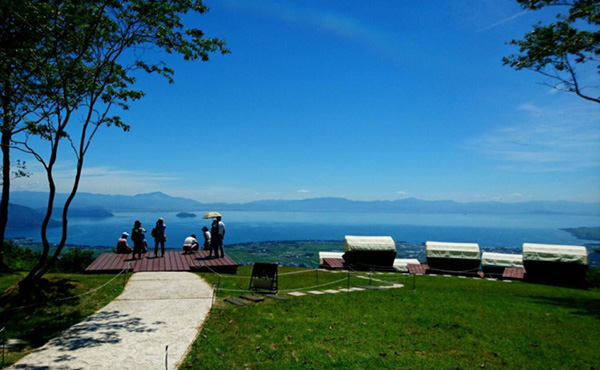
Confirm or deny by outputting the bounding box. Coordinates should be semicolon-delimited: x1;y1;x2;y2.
9;272;214;370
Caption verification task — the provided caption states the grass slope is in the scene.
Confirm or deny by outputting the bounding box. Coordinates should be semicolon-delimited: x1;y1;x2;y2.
184;267;600;369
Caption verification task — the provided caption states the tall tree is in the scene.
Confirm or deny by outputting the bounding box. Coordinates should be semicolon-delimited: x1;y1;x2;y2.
6;0;228;286
503;0;599;104
0;1;53;268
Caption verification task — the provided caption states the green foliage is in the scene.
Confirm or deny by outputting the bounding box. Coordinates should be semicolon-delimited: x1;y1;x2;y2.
503;0;600;103
3;241;95;273
184;268;600;369
2;241;42;271
53;248;95;273
586;265;600;287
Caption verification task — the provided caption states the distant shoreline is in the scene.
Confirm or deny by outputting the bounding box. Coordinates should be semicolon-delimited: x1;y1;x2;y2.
10;238;599;268
561;227;600;242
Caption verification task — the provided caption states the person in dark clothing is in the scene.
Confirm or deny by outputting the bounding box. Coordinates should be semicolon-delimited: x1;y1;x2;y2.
210;220;218;258
131;220;144;260
152;217;167;257
216;216;225;258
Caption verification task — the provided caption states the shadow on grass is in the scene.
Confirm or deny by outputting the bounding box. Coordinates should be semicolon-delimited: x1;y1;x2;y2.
0;278;85;348
529;295;600;319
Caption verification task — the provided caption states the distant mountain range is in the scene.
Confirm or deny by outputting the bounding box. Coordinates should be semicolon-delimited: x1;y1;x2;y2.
8;191;600;216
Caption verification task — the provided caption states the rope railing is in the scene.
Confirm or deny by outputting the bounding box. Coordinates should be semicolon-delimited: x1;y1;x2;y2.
0;263;132;368
426;266;480;274
1;262;132;314
216;276;351;294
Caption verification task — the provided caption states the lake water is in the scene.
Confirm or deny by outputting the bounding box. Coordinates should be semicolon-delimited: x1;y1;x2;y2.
7;210;599;249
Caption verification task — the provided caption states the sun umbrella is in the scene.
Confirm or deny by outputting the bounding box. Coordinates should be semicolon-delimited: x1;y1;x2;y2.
202;211;222;219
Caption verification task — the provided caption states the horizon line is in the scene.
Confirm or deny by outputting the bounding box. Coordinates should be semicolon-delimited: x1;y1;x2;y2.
10;190;600;205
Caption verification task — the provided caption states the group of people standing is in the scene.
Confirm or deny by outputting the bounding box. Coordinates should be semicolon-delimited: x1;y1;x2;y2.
115;216;226;259
182;216;225;258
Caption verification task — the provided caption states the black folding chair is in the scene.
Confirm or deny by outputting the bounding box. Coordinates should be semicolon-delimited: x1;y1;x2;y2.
248;262;278;294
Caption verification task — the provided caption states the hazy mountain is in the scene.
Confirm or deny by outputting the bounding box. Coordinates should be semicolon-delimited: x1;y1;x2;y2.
239;197;600;215
8;191;600;216
10;191;205;212
6;204;60;230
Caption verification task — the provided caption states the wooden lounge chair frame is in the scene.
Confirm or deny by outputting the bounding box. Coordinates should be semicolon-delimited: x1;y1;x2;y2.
248;262;278;293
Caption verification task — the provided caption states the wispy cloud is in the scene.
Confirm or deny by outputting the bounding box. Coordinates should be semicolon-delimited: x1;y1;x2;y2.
12;164;182;195
478;10;529;32
467;102;600;172
297;189;310;194
474;193;533;202
222;0;405;65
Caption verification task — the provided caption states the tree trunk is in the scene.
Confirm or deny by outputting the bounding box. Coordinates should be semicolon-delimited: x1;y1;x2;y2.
20;141;60;287
35;158;83;277
0;83;13;270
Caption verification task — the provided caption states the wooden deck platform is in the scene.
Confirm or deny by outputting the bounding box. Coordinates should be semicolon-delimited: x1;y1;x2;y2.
502;267;526;280
321;257;346;270
85;250;238;274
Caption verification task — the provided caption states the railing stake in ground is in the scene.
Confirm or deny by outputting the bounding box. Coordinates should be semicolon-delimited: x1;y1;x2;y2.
165;344;168;370
1;327;5;368
347;270;350;292
211;283;216;308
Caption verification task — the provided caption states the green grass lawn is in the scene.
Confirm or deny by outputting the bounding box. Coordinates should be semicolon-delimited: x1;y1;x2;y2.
184;267;600;370
0;271;130;367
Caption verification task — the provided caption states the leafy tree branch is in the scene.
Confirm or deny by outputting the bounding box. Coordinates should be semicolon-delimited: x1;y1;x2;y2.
503;0;599;103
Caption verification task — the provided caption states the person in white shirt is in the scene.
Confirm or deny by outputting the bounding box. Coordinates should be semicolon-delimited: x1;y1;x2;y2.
182;234;199;254
202;226;211;251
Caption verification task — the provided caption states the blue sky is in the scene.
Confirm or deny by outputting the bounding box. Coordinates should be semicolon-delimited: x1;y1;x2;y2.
12;0;600;203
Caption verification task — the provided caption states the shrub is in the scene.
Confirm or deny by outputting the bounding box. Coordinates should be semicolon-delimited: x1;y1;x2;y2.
54;248;95;273
3;241;42;271
3;242;95;273
586;266;600;288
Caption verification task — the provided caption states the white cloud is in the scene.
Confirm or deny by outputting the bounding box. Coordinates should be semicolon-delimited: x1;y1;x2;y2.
11;163;182;195
297;189;310;194
473;193;533;202
467;102;600;172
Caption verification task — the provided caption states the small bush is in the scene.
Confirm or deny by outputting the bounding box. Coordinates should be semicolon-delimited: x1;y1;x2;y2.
3;241;42;270
3;242;95;273
586;266;600;288
54;248;95;273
